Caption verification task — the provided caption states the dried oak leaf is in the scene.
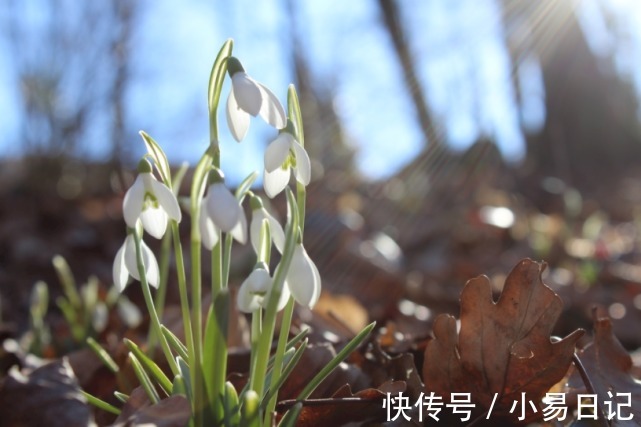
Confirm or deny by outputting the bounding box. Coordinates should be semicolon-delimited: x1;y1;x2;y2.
423;259;583;422
567;310;641;423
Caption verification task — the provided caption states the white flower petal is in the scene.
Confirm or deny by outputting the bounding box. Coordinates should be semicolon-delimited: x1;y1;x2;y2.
141;240;160;288
287;244;318;308
256;83;286;129
237;270;268;313
274;282;291;311
149;177;182;222
291;141;311;186
113;240;129;292
122;175;145;229
123;235;159;288
230;206;247;244
270;214;286;254
199;202;219;250
206;183;242;232
264;133;293;173
226;89;250;142
140;206;168;239
231;73;262;116
237;285;260;313
246;268;272;293
308;255;322;308
250;208;286;254
264;166;290;199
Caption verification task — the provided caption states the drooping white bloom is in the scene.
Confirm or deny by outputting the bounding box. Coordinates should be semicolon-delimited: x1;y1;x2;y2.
200;169;247;248
264;131;311;198
225;56;286;142
198;200;219;250
123;160;181;239
286;243;321;308
249;196;285;254
113;234;159;292
237;266;290;313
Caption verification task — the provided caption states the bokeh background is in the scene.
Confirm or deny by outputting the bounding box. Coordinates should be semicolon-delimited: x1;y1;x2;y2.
3;0;641;350
2;0;641;183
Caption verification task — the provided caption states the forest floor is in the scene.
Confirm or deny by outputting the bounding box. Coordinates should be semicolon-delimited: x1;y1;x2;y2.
1;153;641;426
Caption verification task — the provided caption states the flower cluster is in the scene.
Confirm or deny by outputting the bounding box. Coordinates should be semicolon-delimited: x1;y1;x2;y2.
113;159;180;292
114;56;320;314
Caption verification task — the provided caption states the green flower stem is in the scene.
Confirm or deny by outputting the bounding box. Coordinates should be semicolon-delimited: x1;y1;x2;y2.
170;221;195;375
148;229;172;349
187;42;232;423
264;297;295;419
212;239;224;296
132;231;179;377
250;189;299;400
287;84;307;236
257;218;271;265
208;39;233;146
189;237;205;427
222;233;233;287
206;239;226;421
188;147;217;427
248;307;262;391
296;184;306;236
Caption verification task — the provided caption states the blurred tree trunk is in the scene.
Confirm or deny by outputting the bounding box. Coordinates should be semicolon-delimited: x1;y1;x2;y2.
377;0;440;149
4;0;138;165
501;0;641;189
284;0;356;177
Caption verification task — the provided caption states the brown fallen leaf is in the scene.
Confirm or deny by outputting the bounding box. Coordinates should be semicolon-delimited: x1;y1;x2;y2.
567;310;641;424
0;357;94;427
109;386;191;427
423;259;584;423
290;381;409;427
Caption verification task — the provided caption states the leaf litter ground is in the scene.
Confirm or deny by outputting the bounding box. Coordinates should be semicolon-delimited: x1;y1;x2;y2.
2;157;641;426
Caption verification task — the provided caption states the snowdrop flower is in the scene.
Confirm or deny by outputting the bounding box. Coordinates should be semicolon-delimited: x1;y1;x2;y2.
264;123;311;198
237;263;290;313
123;159;181;239
286;243;321;308
249;195;285;254
201;168;247;248
226;56;286;142
113;234;159;292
